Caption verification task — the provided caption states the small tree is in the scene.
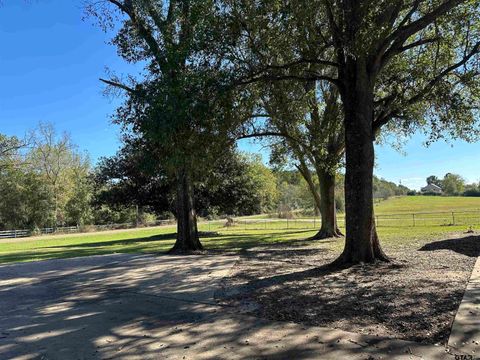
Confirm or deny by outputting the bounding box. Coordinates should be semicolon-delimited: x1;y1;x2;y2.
28;123;82;227
442;173;465;195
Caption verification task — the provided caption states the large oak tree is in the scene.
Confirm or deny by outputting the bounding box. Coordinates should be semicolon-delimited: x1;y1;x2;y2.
231;0;480;264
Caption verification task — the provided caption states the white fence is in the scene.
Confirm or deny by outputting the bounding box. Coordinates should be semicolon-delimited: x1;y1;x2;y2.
0;220;176;239
0;229;30;239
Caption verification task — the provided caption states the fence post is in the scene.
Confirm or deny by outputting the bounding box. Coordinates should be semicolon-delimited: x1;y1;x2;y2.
412;213;415;227
14;229;17;238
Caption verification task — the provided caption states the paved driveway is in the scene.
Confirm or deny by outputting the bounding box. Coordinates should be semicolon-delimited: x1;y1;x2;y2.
0;253;462;359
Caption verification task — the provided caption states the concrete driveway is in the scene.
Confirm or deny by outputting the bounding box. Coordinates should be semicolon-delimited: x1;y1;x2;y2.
0;253;461;359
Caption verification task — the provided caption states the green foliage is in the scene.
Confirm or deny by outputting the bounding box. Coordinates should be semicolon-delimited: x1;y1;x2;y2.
87;0;244;183
0;134;23;169
196;152;279;217
0;165;53;230
464;183;480;197
245;154;279;213
442;173;466;196
276;170;318;216
93;145;279;218
0;125;93;230
92;138;172;217
424;173;475;196
426;175;442;187
373;177;410;200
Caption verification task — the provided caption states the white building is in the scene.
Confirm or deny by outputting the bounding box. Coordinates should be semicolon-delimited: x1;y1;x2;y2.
421;183;443;194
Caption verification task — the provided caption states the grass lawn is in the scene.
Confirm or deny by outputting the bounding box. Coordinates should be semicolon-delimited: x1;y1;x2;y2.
1;195;479;264
374;195;480;213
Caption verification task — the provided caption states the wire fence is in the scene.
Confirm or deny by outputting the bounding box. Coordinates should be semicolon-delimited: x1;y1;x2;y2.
1;209;479;240
216;210;480;231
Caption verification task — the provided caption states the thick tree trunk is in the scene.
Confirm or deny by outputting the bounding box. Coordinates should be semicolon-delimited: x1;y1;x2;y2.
169;168;203;253
334;58;389;265
311;169;343;239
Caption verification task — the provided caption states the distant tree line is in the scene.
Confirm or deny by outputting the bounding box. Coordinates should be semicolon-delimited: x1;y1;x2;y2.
373;178;410;200
407;174;480;196
0;124;411;231
0;124;91;231
0;126;274;231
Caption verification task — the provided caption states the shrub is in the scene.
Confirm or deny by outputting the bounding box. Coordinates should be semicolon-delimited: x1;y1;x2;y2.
464;189;480;197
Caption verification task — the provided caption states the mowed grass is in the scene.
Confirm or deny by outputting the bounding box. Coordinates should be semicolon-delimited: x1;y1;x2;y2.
1;195;479;264
374;195;480;214
0;224;317;264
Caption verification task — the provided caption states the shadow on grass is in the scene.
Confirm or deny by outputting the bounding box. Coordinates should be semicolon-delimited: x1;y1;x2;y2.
418;235;480;257
43;233;178;249
203;230;318;251
0;229;321;264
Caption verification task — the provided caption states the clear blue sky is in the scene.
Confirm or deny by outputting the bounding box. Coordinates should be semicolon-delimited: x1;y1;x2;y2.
1;1;479;190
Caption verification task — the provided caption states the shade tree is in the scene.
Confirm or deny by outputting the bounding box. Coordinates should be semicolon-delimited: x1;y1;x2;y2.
86;0;248;252
229;0;480;264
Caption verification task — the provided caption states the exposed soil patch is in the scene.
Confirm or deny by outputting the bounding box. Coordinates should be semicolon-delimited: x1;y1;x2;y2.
218;234;480;345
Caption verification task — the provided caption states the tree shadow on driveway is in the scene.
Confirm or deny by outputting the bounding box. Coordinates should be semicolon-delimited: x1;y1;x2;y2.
0;252;454;360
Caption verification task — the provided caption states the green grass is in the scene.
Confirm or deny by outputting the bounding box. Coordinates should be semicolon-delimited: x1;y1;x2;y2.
374;195;480;214
0;225;317;264
1;195;479;264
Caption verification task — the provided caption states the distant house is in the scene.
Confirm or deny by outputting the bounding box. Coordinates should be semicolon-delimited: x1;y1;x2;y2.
421;183;443;194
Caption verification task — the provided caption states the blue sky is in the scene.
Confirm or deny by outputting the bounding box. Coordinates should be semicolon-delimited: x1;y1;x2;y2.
1;1;479;190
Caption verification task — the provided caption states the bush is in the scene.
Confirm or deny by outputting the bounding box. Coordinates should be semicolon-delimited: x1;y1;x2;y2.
422;191;442;196
407;190;417;196
464;189;480;197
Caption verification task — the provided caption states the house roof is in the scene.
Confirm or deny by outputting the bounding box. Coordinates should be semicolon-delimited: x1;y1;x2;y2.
421;183;442;191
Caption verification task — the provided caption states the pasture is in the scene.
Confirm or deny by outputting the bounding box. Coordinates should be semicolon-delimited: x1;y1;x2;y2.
1;195;479;264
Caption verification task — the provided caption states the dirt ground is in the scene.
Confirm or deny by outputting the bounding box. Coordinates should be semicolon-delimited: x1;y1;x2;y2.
217;233;480;345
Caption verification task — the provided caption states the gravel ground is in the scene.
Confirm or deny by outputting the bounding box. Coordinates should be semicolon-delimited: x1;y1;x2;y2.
217;233;480;345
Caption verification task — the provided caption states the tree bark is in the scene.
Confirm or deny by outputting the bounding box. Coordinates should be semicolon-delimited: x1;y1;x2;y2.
297;162;342;240
334;57;389;265
311;168;343;239
169;167;203;253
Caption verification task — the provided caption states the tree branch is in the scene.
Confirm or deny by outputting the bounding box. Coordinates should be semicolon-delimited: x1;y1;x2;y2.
377;0;466;69
373;39;480;132
100;78;139;95
236;131;303;146
106;0;168;72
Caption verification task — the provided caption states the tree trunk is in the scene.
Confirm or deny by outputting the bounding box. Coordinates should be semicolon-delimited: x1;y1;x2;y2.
334;58;389;265
169;167;203;253
298;163;342;240
311;169;343;239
